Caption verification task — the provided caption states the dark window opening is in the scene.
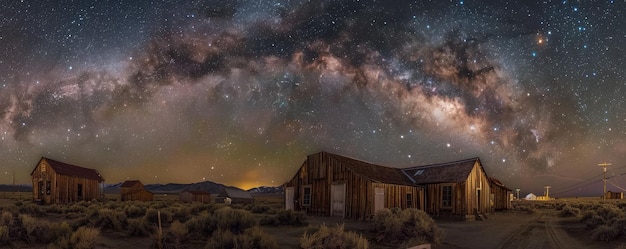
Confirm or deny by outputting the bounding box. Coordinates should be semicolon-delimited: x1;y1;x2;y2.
406;193;413;208
442;185;453;208
46;181;51;195
303;186;311;206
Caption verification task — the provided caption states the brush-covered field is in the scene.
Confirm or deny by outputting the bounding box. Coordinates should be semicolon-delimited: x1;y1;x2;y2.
2;192;626;249
0;192;440;249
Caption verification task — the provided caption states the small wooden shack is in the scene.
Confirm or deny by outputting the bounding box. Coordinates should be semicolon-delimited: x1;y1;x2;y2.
216;187;254;205
402;158;491;220
605;191;624;199
284;152;424;219
31;157;104;204
180;190;211;203
488;177;512;211
120;180;153;201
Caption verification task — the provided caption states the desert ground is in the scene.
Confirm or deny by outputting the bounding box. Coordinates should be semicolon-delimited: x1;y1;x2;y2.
0;192;625;248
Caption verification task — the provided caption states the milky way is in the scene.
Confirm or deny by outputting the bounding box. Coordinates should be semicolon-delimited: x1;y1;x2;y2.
2;0;625;194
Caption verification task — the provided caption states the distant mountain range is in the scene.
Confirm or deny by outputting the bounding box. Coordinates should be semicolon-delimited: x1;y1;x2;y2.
0;181;284;195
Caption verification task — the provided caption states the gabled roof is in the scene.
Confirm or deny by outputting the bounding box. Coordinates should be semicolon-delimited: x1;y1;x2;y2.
401;157;482;184
219;187;253;199
488;177;512;191
322;152;416;186
121;180;143;188
32;157;104;181
182;189;211;195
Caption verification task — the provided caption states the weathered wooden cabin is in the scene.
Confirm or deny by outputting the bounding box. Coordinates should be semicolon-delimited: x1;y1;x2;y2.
401;158;491;220
216;187;254;205
31;157;104;204
120;180;153;201
488;177;512;211
180;190;211;203
605;191;624;199
284;152;424;219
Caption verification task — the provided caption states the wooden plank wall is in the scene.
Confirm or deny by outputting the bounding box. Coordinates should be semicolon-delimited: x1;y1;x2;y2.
490;185;512;210
32;161;101;204
285;152;424;219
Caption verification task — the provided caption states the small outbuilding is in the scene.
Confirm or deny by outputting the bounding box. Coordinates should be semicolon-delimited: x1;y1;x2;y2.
180;190;211;203
120;180;153;201
605;191;624;199
31;157;104;204
216;187;254;205
489;177;512;211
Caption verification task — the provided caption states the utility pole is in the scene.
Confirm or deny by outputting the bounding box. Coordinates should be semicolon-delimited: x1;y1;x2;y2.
599;162;612;199
544;186;551;199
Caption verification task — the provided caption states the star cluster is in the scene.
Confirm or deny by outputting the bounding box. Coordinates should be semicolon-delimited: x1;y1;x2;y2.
1;0;624;193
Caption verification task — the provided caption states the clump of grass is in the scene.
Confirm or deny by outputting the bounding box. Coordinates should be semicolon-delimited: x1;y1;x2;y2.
144;208;172;226
19;214;50;243
70;227;100;249
372;208;444;246
205;227;277;249
18;203;46;217
300;223;368;249
213;207;257;234
0;225;9;246
0;211;13;227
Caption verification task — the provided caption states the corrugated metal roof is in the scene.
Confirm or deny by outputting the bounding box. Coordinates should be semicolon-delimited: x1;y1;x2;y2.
401;157;481;184
34;157;105;181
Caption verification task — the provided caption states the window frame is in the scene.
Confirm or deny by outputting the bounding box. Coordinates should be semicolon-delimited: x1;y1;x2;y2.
441;184;453;208
406;192;413;208
302;185;312;206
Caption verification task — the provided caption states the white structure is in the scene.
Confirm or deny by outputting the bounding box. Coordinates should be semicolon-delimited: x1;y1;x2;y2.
525;193;537;200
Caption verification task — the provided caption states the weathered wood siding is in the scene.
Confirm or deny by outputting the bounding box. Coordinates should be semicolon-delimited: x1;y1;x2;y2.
285;153;423;219
180;192;211;203
490;184;512;210
423;162;491;219
31;160;101;204
122;189;154;201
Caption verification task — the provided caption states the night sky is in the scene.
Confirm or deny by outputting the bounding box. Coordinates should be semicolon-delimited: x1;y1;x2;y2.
2;0;625;195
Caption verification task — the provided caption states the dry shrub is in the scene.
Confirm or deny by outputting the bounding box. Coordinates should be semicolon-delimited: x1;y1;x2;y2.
19;203;46;217
70;227;100;249
127;218;153;237
144;208;172;226
245;204;273;214
300;223;368;249
47;222;73;244
0;211;13;227
591;225;621;242
213;207;257;234
93;208;127;231
581;211;606;230
205;227;277;249
372;208;443;246
560;204;581;217
259;209;307;226
171;206;192;222
19;214;49;243
596;204;624;221
124;204;146;218
0;225;9;246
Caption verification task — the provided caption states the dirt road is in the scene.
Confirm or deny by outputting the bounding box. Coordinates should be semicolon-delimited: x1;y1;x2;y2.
436;211;582;249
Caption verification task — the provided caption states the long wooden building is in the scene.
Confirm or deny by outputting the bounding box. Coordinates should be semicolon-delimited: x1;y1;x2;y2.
284;152;424;219
285;152;510;220
31;157;104;204
180;190;211;203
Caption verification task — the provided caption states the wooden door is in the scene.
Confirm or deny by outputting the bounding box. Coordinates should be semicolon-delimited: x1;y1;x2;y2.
331;184;345;217
374;187;385;212
285;187;294;210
